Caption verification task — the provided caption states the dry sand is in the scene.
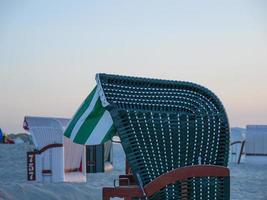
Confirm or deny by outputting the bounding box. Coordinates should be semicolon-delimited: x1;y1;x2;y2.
0;143;266;200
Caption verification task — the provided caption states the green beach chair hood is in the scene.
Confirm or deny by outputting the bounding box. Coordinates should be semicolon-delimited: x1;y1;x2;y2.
64;74;115;145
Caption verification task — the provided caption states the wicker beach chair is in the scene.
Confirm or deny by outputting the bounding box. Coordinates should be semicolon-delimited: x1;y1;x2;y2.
97;74;230;200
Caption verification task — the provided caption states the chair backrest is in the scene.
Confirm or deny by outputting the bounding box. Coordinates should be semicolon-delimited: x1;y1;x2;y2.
24;116;64;150
97;73;230;199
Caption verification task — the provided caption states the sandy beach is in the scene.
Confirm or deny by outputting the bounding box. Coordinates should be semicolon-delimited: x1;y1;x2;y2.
0;143;266;200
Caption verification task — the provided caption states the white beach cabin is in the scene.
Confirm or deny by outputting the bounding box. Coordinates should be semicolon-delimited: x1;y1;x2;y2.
245;125;267;156
23;116;86;183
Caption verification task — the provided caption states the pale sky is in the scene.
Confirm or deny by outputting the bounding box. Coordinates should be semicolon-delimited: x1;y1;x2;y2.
0;0;266;133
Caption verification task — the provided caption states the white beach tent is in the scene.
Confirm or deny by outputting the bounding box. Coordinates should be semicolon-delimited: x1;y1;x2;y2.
245;125;267;156
23;116;86;183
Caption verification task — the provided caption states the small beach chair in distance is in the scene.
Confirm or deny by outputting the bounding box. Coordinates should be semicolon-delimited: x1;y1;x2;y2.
97;73;230;200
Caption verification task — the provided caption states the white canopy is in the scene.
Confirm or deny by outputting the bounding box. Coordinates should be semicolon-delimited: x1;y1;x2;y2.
23;116;68;149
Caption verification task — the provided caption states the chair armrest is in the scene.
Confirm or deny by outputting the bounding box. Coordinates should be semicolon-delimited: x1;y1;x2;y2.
144;165;229;197
103;165;229;199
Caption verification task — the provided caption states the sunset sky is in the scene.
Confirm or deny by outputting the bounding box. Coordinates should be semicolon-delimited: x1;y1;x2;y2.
0;0;266;133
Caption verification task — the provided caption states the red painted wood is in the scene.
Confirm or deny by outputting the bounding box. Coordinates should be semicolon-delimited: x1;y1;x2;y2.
103;186;144;200
64;168;80;173
125;160;131;175
42;169;52;174
144;165;229;197
119;174;136;186
102;165;229;199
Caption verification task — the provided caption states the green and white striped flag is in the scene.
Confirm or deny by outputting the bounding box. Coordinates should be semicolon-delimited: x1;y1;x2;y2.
64;87;115;145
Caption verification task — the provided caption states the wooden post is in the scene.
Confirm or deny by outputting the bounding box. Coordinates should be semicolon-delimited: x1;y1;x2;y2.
125;160;131;174
237;140;246;164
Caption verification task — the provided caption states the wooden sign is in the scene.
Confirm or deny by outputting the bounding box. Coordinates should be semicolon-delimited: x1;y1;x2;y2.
27;152;36;181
